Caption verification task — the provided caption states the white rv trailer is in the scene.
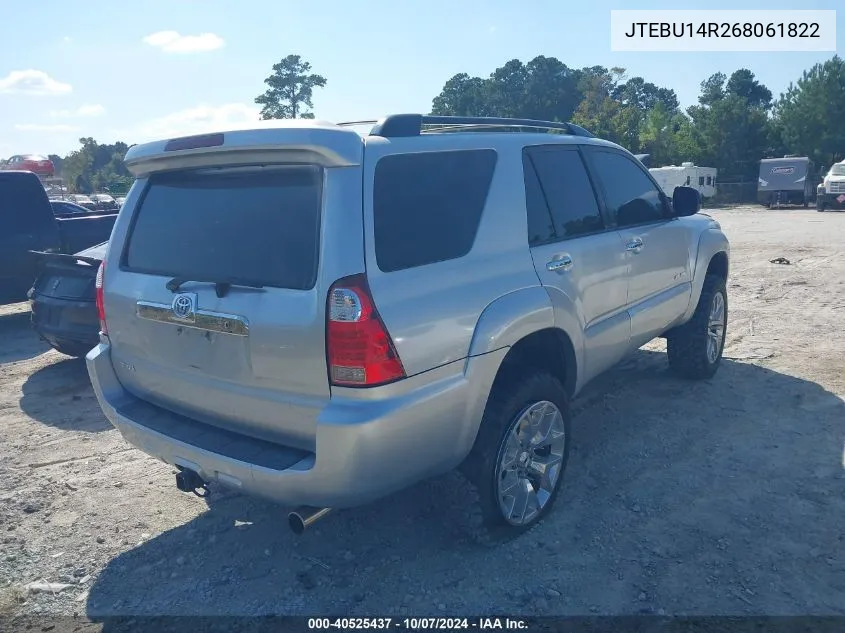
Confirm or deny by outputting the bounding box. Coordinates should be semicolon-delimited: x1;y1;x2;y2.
649;162;718;198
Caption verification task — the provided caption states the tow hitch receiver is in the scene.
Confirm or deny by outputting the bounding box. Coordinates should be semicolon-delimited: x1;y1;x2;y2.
175;467;209;497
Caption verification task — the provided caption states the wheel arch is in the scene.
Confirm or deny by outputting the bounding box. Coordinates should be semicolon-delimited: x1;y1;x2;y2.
682;229;730;323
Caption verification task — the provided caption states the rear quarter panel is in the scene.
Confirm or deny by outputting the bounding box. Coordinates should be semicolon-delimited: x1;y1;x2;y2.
361;136;542;378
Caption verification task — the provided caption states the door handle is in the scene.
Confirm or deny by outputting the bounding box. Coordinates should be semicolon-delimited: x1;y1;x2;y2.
626;238;644;253
546;255;573;273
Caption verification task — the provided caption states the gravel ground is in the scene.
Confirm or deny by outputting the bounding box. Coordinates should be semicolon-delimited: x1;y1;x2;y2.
0;205;843;622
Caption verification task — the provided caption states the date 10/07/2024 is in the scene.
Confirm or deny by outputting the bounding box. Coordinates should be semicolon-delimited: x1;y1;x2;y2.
307;617;530;630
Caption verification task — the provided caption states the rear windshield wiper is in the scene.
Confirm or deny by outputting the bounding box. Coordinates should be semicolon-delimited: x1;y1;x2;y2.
166;277;265;298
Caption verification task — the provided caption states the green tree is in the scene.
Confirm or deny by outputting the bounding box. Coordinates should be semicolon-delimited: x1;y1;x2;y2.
686;70;774;179
60;138;132;193
48;154;63;178
638;103;676;165
255;54;327;120
774;55;845;168
726;68;773;109
613;76;679;113
430;73;495;117
430;56;582;122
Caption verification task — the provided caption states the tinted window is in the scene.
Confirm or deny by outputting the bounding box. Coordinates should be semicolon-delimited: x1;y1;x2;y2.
589;151;669;227
373;150;496;272
527;148;603;240
699;176;705;186
523;157;556;245
124;166;322;291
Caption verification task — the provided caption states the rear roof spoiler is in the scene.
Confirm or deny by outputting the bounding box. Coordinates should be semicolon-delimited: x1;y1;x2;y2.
124;121;364;177
28;250;102;267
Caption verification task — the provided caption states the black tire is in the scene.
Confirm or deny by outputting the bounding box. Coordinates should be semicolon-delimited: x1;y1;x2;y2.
50;340;93;358
817;200;825;212
459;368;571;543
667;274;727;380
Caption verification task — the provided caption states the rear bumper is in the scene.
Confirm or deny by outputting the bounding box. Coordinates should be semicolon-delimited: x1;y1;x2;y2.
86;342;505;509
817;192;845;208
30;293;99;347
758;190;808;205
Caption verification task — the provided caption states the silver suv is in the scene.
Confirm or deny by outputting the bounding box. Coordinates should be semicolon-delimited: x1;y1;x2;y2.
86;115;729;540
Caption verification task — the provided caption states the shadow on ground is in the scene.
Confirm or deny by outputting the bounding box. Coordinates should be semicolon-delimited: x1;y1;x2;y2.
87;350;845;619
19;357;111;432
0;308;49;363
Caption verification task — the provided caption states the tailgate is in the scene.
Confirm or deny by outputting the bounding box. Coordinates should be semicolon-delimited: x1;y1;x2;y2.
103;153;363;452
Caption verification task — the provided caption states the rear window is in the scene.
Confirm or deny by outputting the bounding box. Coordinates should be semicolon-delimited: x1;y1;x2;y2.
123;166;323;290
373;149;497;272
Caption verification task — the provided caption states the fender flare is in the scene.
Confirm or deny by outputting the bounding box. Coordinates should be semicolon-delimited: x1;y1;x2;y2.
467;286;555;357
684;228;730;322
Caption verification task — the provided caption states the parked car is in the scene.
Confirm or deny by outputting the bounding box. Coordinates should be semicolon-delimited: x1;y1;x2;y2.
0;171;118;304
757;155;816;208
29;242;106;357
2;154;54;177
89;193;119;211
86;115;730;540
816;160;845;212
67;194;98;211
115;196;126;209
50;200;89;216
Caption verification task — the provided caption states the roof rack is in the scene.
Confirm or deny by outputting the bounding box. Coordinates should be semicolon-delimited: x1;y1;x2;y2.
337;114;594;138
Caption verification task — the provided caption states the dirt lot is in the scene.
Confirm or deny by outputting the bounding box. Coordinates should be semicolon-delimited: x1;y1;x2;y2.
0;205;843;621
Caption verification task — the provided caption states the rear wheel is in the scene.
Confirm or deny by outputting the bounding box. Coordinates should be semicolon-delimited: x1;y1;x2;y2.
460;369;571;543
667;274;727;380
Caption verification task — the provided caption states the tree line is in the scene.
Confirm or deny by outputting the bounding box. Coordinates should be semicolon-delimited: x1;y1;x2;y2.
429;55;845;188
22;53;845;197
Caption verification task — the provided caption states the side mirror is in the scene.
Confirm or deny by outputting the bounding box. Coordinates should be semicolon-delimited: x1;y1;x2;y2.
673;185;701;217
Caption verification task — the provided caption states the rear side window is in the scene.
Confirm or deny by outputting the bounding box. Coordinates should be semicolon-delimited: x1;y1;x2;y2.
124;166;322;290
523;159;556;246
373;150;497;272
525;147;604;241
588;150;669;227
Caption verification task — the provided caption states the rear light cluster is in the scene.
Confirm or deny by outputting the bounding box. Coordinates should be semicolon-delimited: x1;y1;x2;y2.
95;261;107;335
326;274;405;387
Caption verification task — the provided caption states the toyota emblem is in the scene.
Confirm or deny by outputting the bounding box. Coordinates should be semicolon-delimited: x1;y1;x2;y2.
171;294;195;320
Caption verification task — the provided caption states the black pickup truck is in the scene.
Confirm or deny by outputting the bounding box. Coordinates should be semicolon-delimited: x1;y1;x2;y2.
0;171;117;305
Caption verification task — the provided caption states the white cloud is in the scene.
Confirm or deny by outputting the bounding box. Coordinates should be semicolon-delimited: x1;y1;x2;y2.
0;70;72;96
14;123;79;132
136;103;260;140
62;36;72;44
50;104;106;118
142;30;225;54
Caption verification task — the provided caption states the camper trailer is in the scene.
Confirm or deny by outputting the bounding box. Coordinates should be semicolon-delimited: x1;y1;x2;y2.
758;156;815;207
649;162;717;199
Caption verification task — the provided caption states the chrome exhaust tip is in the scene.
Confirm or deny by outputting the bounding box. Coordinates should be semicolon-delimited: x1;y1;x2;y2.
288;507;332;535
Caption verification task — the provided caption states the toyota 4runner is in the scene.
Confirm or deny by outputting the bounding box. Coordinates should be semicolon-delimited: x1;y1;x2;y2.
86;115;730;540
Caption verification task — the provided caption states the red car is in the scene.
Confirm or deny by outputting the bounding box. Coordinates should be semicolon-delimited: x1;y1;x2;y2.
2;154;54;177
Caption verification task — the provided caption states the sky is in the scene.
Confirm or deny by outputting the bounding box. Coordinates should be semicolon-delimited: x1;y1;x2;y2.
0;0;842;158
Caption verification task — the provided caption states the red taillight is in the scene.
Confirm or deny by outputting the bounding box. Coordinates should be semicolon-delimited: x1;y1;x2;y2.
326;274;405;387
95;261;107;335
